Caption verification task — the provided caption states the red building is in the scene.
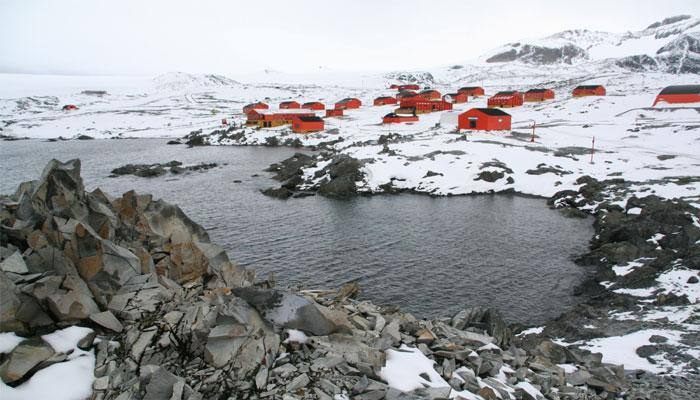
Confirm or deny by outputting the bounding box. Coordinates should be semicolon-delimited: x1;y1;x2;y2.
458;108;511;131
487;91;524;108
419;89;442;100
398;99;453;114
325;109;344;117
302;101;325;110
396;91;420;101
397;84;420;91
383;113;419;124
653;85;700;106
443;92;468;104
457;87;485;97
246;109;316;128
62;104;79;111
280;101;301;109
524;88;555;102
243;102;269;114
374;96;398;106
292;116;324;133
335;98;362;109
572;85;606;97
389;84;400;89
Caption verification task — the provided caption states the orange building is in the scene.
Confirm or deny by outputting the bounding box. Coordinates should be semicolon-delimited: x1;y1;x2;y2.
524;89;555;102
246;109;316;128
458;108;511;131
572;85;606;97
457;87;485;97
383;113;419;123
292;116;324;133
302;101;325;110
243;102;269;114
374;96;398;106
280;101;301;109
653;85;700;106
335;98;362;109
487;91;524;108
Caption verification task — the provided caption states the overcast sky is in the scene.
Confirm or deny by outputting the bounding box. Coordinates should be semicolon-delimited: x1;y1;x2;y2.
1;0;698;76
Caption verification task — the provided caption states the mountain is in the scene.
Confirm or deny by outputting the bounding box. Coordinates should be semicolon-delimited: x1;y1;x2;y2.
478;15;700;73
152;72;239;92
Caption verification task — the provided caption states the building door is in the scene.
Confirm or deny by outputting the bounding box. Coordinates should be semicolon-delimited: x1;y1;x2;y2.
469;117;477;129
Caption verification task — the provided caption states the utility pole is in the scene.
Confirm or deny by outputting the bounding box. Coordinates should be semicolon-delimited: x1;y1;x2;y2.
531;120;536;142
590;136;595;164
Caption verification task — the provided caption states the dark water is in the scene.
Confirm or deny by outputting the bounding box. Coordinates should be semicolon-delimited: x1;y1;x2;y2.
1;139;593;325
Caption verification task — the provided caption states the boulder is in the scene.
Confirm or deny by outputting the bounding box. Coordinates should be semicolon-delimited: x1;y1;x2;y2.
0;338;55;384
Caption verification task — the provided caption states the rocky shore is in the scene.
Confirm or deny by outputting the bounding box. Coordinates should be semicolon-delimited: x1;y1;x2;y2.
1;159;698;400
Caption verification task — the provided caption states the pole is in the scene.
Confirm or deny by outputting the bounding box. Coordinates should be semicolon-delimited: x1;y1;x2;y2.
590;136;595;164
531;120;536;142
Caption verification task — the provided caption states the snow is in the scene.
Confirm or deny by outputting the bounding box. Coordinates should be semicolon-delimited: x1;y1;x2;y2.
380;345;449;392
615;266;700;301
627;207;643;215
517;326;544;336
557;364;578;373
612;259;650;277
580;329;685;373
283;329;309;344
0;332;25;354
0;327;96;400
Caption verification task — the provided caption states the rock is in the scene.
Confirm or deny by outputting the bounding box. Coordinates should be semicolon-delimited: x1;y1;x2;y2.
142;366;202;400
89;310;124;333
687;275;698;284
46;290;101;321
451;307;512;348
0;272;21;332
0;252;28;274
0;338;55;384
232;287;340;335
255;366;268;390
474;170;504;182
286;373;310;391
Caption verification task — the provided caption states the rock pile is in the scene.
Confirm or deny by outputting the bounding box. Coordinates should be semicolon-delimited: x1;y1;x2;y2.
262;153;365;199
110;161;219;178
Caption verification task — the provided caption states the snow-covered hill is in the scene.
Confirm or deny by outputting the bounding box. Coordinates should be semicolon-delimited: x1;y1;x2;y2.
152;72;240;92
475;15;700;73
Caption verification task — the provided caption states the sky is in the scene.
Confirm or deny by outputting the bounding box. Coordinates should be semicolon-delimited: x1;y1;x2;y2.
1;0;699;76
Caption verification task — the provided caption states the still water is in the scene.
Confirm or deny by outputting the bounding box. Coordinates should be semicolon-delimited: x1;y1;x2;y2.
1;138;593;324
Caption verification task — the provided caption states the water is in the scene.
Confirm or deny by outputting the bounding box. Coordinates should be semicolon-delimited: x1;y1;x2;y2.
1;138;593;325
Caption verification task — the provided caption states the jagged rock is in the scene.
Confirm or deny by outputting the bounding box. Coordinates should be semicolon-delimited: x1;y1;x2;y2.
89;310;124;332
46;290;100;321
232;287;340;336
286;373;310;391
0;338;55;384
142;366;202;400
451;307;512;348
0;252;28;274
0;272;21;332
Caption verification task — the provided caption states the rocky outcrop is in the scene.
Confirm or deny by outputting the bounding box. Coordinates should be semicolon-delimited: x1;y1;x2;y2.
262;153;366;199
110;161;219;178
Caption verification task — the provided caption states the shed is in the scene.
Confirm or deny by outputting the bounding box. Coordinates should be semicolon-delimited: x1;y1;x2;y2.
572;85;606;97
524;88;555;102
374;96;398;106
458;108;511;131
280;101;301;109
243;102;269;114
487;91;524;108
653;85;700;106
443;92;468;104
419;89;442;100
457;87;485;97
292;116;324;133
383;113;419;124
302;101;325;110
396;91;420;101
246;109;316;128
335;98;362;109
325;109;344;117
398;100;453;114
397;84;420;91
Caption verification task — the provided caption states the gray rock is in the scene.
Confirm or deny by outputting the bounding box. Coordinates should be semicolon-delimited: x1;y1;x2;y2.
89;310;124;332
286;373;310;391
232;287;339;335
255;366;268;390
1;252;28;274
0;338;55;383
46;290;100;321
